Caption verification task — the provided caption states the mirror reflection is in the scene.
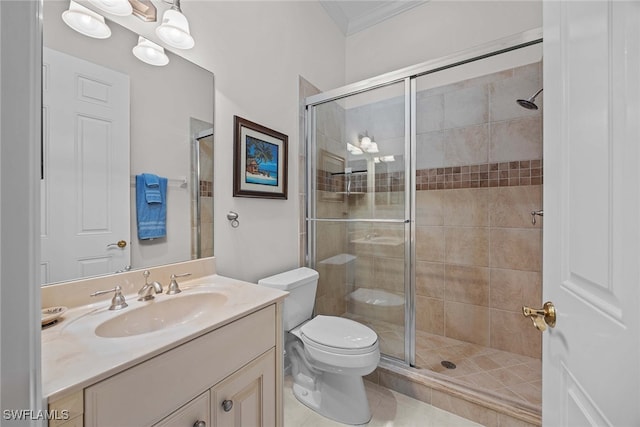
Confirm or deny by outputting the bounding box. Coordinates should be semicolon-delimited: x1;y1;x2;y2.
41;1;214;285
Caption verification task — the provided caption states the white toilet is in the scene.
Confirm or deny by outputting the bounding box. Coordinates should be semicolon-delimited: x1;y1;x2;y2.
258;267;380;425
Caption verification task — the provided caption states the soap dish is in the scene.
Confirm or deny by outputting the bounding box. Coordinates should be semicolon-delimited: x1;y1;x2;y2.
41;306;67;326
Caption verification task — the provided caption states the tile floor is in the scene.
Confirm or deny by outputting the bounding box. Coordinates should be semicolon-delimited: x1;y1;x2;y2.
347;314;542;409
284;376;483;427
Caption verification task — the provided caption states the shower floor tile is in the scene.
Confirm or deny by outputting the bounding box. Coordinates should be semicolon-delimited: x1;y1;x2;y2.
344;313;542;410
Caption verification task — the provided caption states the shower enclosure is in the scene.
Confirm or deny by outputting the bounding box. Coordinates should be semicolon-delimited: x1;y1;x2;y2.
191;124;214;259
306;30;543;417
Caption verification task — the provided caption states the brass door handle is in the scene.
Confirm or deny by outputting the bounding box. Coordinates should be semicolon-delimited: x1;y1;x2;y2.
107;240;127;249
522;301;556;331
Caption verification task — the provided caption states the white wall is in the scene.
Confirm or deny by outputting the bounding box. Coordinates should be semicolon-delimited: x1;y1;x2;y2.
45;1;346;283
181;1;346;282
345;0;542;83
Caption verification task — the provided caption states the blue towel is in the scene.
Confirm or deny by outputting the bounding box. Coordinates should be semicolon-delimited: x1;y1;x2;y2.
142;173;160;187
142;173;162;203
136;174;167;240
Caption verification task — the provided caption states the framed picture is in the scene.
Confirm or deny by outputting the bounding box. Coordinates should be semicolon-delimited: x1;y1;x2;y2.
233;116;288;199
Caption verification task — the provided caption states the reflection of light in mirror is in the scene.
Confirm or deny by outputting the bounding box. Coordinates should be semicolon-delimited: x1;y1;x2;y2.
132;36;169;66
88;0;132;17
62;1;111;39
347;143;363;155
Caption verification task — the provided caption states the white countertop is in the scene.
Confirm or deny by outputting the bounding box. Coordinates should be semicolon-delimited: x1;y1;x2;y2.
41;274;287;402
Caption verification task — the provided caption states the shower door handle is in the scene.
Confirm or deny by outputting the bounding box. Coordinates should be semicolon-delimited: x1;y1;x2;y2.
522;301;556;331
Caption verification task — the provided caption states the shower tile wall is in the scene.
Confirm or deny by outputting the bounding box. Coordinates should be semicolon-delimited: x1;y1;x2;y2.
414;62;543;360
304;81;353;316
308;62;542;362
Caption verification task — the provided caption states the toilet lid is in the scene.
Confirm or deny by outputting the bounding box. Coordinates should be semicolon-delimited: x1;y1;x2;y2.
300;315;378;350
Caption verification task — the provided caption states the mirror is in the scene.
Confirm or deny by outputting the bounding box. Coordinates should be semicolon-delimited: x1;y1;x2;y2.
41;1;214;285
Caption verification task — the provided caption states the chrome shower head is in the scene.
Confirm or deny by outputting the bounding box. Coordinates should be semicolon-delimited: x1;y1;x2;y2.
516;88;543;110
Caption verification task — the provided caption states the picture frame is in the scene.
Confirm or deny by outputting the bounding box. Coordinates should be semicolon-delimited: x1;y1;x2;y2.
233;115;288;199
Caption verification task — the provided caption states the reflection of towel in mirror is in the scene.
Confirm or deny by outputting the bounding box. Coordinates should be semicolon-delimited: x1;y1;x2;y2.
136;174;167;240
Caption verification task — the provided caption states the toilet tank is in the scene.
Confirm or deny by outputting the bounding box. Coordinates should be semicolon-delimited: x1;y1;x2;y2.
258;267;319;331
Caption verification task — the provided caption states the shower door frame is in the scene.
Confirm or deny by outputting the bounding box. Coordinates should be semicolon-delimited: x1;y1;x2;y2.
305;28;543;368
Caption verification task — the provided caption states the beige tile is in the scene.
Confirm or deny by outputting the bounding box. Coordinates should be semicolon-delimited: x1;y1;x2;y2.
490;228;542;271
489;63;542;123
432;389;499;427
507;382;542;406
457;372;506;390
489;185;543;228
490;268;542;312
443;188;489;226
443;124;490;166
445;227;490;266
445;264;490;306
354;255;374;287
378;371;432;404
417;92;444;134
417;131;445;169
416;295;444;335
444;85;489;130
489;366;531;387
489;116;542;163
416;190;444;226
445;301;490;346
498;413;541;427
373;256;405;293
490;309;542;359
416;261;445;298
417;226;445;262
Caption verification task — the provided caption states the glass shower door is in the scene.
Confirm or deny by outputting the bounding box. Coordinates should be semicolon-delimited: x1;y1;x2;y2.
307;80;413;364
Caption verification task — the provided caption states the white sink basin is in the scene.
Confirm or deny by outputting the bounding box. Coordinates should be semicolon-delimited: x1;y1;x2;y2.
95;293;227;338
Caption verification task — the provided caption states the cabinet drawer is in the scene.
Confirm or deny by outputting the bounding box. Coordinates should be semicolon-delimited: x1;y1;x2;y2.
154;391;210;427
48;390;83;427
85;305;275;427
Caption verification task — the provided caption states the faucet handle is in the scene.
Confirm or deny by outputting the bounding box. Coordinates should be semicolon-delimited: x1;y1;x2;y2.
167;273;191;295
90;285;128;310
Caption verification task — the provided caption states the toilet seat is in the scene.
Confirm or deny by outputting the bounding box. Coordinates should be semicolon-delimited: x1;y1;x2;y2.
299;315;378;355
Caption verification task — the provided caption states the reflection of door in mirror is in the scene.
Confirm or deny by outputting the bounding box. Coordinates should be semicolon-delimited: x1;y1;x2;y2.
42;0;215;285
192;125;214;258
41;48;131;284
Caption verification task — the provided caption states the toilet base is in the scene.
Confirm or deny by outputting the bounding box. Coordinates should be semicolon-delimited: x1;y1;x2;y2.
292;371;372;425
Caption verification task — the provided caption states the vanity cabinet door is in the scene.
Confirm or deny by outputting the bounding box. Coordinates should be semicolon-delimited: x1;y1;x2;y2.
84;306;275;427
211;348;276;427
154;391;210;427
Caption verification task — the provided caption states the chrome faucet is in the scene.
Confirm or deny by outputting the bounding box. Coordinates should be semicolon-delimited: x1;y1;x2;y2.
166;273;191;295
90;285;128;310
138;270;163;301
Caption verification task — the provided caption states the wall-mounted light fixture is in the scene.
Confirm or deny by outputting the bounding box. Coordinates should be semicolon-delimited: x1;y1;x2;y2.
62;0;195;66
62;1;112;39
132;36;169;66
156;0;195;50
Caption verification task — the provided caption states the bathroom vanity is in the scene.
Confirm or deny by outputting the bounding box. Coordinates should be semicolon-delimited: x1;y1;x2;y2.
42;258;286;427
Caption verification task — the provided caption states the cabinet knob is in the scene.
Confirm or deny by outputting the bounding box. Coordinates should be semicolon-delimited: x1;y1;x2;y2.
221;399;233;412
193;421;206;427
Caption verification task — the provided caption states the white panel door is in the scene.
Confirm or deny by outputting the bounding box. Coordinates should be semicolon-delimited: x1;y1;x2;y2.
41;48;130;283
543;1;640;425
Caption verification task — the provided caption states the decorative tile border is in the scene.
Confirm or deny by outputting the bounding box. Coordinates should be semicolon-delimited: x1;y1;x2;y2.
417;159;543;190
199;180;213;197
317;159;543;194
